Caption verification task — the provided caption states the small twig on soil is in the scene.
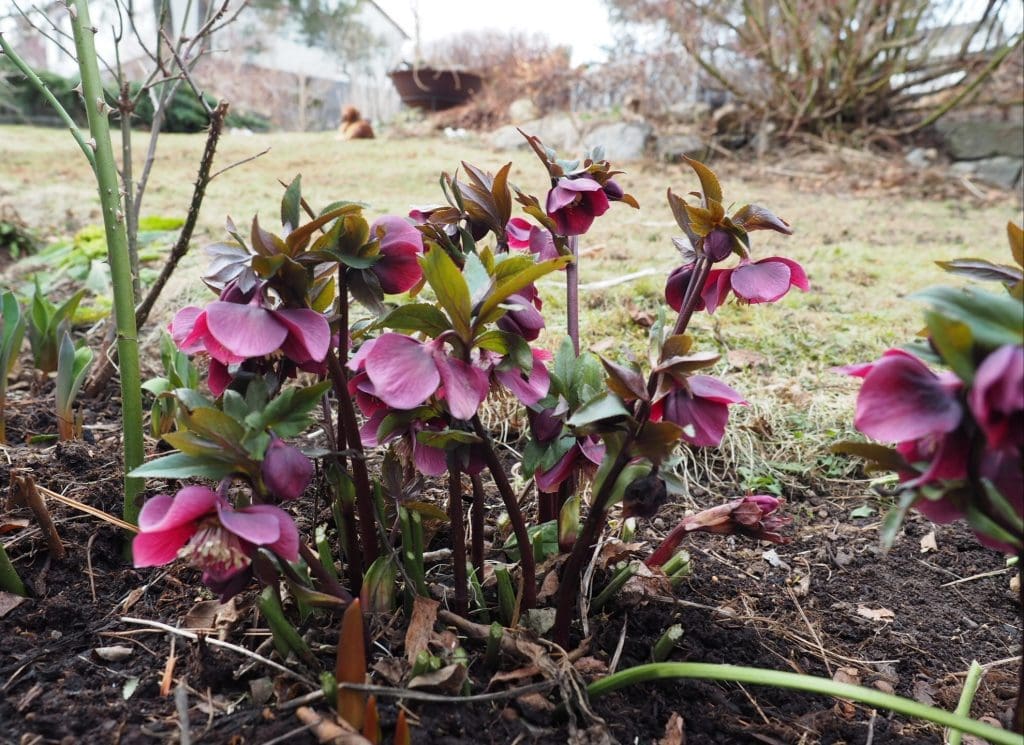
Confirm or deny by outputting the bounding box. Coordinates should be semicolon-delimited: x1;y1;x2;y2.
119;616;316;687
9;470;65;559
36;483;138;533
209;147;271;181
787;585;833;676
261;723;315;745
940;568;1010;587
86;533;98;602
737;682;771;725
175;681;192;745
607;615;628;675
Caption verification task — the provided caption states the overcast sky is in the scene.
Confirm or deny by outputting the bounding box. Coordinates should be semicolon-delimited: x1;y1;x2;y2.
374;0;618;66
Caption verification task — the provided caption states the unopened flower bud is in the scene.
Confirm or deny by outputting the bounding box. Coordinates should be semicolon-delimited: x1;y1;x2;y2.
703;228;734;263
262;437;313;500
621;473;668;519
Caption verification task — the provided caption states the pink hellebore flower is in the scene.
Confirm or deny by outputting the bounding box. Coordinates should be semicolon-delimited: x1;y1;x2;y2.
646;495;790;568
702;257;809;313
968;344;1024;451
496;292;546;342
369;216;425;294
349;333;489;420
651;375;748;447
493;348;552;407
536;435;604;493
546;176;610;236
262;437;314;500
170;284;330;396
506;218;559;261
133;486;298;591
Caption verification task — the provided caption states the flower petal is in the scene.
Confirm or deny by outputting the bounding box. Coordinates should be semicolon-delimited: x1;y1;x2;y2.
132;523;198;567
138;487;217;532
364;333;440;410
245;505;300;561
545;177;604;212
856;351;962;442
207;359;233;397
434;352;490;420
413;440;448;476
536;446;580;492
496;350;550;406
170;307;205;353
506;217;533;248
730;259;793;303
205;301;288;359
688;375;748;405
372;216;424;294
273;308;331;364
701;268;733;314
216;501;282;546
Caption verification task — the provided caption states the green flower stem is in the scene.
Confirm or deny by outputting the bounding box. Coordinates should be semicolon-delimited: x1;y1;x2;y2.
651;624;684;663
950;661;984;745
0;542;26;596
0;34;96;171
584;663;1019;745
590;561;638;612
67;0;145;526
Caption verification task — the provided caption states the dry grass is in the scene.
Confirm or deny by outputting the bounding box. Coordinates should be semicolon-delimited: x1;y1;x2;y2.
2;124;1021;496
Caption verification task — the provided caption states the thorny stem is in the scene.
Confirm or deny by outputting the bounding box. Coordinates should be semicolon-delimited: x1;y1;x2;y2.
471;415;536;610
566;235;580;355
447;457;468;618
470;473;486;579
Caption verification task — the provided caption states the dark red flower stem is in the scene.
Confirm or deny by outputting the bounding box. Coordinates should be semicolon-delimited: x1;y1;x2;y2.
470;472;486;579
553;249;713;647
552;436;634;647
326;334;379;585
645;523;690;569
447;456;468;617
566;234;580;355
472;415;537;609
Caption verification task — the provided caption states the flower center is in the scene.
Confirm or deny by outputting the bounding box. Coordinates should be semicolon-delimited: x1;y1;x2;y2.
178;521;250;580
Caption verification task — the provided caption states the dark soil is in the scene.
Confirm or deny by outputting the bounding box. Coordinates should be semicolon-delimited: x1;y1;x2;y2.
1;377;1021;745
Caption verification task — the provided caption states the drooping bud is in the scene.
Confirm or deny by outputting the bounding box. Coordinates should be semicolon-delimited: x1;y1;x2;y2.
496;293;545;341
703;228;734;263
530;407;564;443
621;473;668;519
262;437;314;500
665;263;697;312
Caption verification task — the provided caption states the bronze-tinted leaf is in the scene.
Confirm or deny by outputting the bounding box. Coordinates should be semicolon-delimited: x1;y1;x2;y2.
682;156;723;204
667;188;699;245
1008;221;1023;268
336;599;366;729
830;441;910;473
631;421;684;462
684;204;715;237
731;204;793;235
600;355;649;402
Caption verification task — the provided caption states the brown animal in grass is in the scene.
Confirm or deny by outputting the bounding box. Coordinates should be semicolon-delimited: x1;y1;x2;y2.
339;105;374;139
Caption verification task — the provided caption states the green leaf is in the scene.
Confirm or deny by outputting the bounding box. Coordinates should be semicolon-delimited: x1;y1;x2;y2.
416;429;482;449
1;291;25;378
380;303;452;337
923;310;975;383
281;174;302;231
551;336;577;397
474;256;572;328
286;203;363;253
913;286;1023;351
55;331;93;429
420;248;472;340
850;505;876;518
879;490;918;551
463;251;492;305
129;452;238;480
567;391;630;430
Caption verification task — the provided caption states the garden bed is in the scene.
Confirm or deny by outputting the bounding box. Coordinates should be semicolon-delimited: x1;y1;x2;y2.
1;391;1018;744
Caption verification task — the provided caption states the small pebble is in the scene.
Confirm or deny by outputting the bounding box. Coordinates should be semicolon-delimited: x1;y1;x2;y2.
50;630;62;640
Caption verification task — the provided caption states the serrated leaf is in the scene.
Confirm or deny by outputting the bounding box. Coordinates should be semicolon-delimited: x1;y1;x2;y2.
567;391;630;429
380;303;452;337
420;248;472;340
281;174;302;232
129;452;237;479
682;156;723;204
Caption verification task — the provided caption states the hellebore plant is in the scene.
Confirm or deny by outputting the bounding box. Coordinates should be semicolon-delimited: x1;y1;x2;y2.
836;221;1024;556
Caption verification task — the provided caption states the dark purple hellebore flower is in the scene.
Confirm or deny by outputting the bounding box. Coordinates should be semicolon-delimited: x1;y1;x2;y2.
133;486;298;596
170;283;330;396
535;435;604;493
703;228;734;263
651;375;748;447
846;349;963;444
496;293;546;341
262;437;314;500
506;218;559;261
492;348;551;406
646;495;790;568
702;257;809;313
348;334;489;420
546;176;610;236
369;216;424;294
665;263;705;313
968;344;1024;451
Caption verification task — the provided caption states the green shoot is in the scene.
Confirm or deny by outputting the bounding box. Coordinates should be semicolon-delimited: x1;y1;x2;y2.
0;291;26;443
27;282;85;374
55;330;93;441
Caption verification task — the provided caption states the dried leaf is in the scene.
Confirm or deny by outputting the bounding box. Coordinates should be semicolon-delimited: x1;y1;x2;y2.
856;605;895;622
405;596;439;665
537;570;560;603
832;667;860;686
488;664;541;687
658;712;685;745
0;591;27;618
919;531;938;553
0;518;30;533
94;645;134;662
408;663;467;694
725;349;767;370
296;706;372;745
